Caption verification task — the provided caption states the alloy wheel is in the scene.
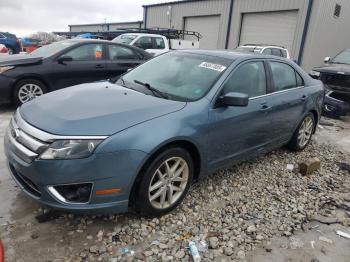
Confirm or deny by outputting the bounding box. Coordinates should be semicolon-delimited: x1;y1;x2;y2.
18;83;44;104
148;156;189;209
297;116;314;148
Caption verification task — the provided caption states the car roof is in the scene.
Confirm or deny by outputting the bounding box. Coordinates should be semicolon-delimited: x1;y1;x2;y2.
176;49;291;62
239;44;287;50
176;49;255;60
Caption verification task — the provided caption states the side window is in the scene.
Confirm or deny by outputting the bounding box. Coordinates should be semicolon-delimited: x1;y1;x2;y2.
223;61;267;98
270;62;299;91
133;37;153;50
281;49;287;58
153;37;165;49
108;45;138;60
296;71;304;87
262;48;272;55
271;48;283;57
0;33;5;39
64;44;103;61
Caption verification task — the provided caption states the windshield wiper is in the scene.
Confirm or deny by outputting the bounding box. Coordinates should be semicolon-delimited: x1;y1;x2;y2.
134;80;169;99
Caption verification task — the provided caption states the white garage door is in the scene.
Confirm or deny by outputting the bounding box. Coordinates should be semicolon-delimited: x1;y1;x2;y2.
184;15;220;49
239;11;298;52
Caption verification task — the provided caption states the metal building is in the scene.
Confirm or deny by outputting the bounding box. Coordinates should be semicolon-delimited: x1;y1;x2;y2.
69;21;143;32
143;0;350;71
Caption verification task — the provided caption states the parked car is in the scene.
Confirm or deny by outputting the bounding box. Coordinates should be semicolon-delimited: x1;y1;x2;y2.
0;39;152;106
113;33;199;56
311;49;350;118
236;44;291;59
4;50;324;216
0;44;8;54
0;32;21;54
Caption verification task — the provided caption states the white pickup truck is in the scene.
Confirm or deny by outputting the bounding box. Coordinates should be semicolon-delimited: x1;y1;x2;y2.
112;33;200;56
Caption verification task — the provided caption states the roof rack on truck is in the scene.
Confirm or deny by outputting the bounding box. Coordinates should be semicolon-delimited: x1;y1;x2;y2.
54;27;202;41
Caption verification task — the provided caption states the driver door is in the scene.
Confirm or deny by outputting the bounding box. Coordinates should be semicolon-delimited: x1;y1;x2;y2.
207;60;273;170
51;43;108;90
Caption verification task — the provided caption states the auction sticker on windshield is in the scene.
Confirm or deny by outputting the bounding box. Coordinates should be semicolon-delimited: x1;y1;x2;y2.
199;62;227;72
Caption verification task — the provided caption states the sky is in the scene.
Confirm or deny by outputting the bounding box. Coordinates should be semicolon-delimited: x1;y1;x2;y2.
0;0;172;37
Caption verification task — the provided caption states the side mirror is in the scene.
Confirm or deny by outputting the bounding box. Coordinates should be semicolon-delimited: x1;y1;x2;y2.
58;55;73;64
221;92;249;107
324;57;331;63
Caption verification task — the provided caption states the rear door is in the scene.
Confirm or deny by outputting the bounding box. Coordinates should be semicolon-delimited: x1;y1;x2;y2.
51;43;108;89
266;60;306;141
106;44;145;79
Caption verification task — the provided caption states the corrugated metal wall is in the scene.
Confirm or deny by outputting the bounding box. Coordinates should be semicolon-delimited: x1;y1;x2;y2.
227;0;309;60
302;0;350;71
145;0;231;49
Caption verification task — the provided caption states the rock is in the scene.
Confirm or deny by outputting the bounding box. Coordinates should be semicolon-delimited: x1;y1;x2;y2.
256;234;264;241
299;157;321;175
144;250;154;257
246;225;256;234
89;245;99;254
224;247;234;256
209;237;219;249
265;247;272;252
159;243;168;249
237;250;245;259
319;236;333;244
175;250;185;259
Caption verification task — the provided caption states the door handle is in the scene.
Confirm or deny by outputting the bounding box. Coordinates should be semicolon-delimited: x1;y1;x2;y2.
301;95;307;101
95;64;104;69
260;104;272;112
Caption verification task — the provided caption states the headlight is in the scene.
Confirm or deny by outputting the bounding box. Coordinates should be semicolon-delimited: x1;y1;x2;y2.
39;140;103;160
0;66;15;74
309;70;320;77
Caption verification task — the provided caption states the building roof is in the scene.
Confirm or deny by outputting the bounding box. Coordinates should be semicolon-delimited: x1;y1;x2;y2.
69;21;143;27
143;0;205;8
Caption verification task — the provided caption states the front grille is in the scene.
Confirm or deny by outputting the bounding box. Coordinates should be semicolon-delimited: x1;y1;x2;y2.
9;164;41;197
321;73;350;89
7;112;49;163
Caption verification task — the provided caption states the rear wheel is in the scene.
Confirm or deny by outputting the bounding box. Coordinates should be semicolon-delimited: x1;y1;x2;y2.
13;79;47;106
287;113;315;151
134;147;193;217
7;47;14;55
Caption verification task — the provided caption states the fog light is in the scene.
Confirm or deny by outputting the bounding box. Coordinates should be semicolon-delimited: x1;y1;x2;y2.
48;183;93;204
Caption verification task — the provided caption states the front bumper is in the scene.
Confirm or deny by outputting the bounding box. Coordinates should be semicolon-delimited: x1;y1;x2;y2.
4;127;147;214
322;91;350;118
0;74;16;103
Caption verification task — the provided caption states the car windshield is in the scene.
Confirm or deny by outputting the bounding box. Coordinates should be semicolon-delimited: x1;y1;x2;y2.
113;35;137;44
30;41;75;57
122;52;232;101
332;50;350;64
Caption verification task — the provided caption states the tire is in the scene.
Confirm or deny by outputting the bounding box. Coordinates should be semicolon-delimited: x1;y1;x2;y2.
13;79;47;106
134;147;194;217
287;113;315;151
7;47;14;55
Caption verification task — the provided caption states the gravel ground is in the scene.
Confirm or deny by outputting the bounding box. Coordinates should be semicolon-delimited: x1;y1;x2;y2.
35;141;349;262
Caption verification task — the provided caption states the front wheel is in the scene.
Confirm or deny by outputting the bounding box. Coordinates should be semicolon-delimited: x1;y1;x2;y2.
134;147;194;217
13;79;47;106
287;113;315;151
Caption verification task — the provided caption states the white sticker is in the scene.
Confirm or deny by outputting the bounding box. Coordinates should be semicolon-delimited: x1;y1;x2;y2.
199;62;227;72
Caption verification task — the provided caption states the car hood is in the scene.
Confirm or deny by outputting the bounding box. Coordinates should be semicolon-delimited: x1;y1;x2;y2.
20;82;186;136
0;54;42;66
313;63;350;75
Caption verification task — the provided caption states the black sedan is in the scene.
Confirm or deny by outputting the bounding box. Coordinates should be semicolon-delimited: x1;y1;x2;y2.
0;39;152;106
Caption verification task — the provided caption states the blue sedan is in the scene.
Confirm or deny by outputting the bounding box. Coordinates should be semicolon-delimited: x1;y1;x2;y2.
4;50;324;216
